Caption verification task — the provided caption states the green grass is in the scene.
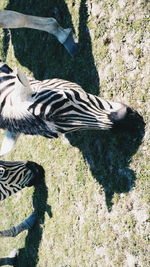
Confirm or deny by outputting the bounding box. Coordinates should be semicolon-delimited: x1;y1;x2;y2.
0;0;149;266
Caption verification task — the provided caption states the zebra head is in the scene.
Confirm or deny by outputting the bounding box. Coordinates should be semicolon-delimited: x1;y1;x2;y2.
0;62;145;156
0;160;44;200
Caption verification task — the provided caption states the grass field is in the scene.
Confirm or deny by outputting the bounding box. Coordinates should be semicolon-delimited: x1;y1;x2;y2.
0;0;149;266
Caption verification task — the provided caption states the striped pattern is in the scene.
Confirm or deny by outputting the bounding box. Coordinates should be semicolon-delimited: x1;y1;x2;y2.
0;62;142;140
0;160;41;200
0;160;44;238
28;78;116;134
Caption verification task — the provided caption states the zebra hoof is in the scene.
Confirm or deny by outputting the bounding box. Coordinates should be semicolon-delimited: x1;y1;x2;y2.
8;249;18;266
63;30;79;57
8;248;18;257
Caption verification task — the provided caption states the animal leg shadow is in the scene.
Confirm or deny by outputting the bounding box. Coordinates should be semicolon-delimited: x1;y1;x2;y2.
67;124;145;212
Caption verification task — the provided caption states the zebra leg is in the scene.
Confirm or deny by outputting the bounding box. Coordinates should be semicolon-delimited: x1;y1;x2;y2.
0;131;19;156
0;249;18;266
0;213;37;237
62;29;79;57
25;16;79;56
0;10;78;56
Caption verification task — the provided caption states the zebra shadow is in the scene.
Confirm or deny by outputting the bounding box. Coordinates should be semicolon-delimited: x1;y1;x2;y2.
66;126;145;211
2;0;145;211
16;171;52;267
64;0;145;210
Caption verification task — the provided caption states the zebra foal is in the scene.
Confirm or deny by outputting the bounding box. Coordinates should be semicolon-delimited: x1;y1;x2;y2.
0;160;44;237
0;62;144;156
0;10;78;56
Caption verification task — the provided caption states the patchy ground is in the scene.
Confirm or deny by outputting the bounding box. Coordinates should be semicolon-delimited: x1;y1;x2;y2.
0;0;149;266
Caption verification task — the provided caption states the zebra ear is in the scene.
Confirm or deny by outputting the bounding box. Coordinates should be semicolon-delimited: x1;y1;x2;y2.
16;68;30;87
14;68;33;100
0;131;19;156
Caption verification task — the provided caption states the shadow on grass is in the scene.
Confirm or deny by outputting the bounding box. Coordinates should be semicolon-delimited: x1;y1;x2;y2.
65;0;145;210
1;0;145;264
67;125;145;211
3;0;99;93
17;172;52;267
2;1;145;209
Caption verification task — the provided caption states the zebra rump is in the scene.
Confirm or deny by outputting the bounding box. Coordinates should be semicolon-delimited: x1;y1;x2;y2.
0;62;145;154
0;160;45;201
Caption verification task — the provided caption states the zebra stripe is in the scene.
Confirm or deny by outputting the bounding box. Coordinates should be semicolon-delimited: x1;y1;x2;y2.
0;63;144;144
0;160;44;200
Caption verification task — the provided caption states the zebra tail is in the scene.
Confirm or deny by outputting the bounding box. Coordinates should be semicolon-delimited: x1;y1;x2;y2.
0;213;37;237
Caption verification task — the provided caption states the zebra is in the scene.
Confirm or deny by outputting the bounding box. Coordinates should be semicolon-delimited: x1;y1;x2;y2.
0;10;78;56
0;160;44;201
0;160;45;237
0;160;45;266
0;62;144;156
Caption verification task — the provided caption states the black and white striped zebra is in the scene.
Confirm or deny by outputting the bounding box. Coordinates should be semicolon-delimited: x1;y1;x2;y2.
0;160;44;237
0;160;43;200
0;62;144;155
